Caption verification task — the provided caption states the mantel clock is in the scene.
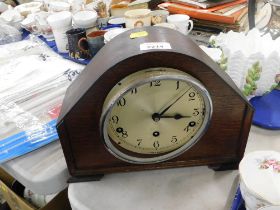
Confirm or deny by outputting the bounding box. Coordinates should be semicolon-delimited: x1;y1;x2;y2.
57;27;254;181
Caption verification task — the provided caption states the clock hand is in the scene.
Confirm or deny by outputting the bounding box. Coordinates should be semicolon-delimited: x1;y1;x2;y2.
160;114;191;120
158;87;192;116
152;113;191;121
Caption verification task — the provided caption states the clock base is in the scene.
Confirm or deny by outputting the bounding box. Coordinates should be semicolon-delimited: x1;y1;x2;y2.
68;174;104;183
208;162;239;171
67;162;239;183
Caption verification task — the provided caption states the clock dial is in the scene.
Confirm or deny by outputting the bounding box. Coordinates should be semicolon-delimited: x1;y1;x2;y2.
107;79;205;154
101;68;212;163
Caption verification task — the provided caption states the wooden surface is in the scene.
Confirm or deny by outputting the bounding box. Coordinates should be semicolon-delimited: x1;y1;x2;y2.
57;27;254;179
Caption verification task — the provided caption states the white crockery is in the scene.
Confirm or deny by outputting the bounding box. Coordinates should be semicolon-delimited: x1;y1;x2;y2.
0;8;23;30
71;0;85;14
209;29;280;97
167;14;193;35
48;1;70;12
154;22;176;30
32;12;53;39
239;151;280;210
47;11;72;52
104;28;129;43
150;10;169;25
0;2;8;13
15;2;42;17
47;11;71;29
1;8;23;22
73;10;97;29
108;17;125;25
124;9;151;28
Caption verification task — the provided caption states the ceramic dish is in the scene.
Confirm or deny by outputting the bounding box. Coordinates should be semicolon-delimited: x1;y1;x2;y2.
239;151;280;210
104;28;129;44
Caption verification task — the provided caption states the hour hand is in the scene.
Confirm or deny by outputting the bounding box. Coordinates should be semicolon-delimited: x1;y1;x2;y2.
152;113;190;121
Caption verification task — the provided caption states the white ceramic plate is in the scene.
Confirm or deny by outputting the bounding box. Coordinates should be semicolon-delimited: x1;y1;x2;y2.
104;28;129;43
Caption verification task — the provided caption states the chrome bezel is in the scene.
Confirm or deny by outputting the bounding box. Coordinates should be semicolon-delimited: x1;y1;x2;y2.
100;68;213;164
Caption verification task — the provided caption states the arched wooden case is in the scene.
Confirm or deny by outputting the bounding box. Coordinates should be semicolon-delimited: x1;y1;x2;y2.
57;27;254;181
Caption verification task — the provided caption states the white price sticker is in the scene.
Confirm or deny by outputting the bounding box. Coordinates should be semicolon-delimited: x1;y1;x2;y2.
140;42;172;51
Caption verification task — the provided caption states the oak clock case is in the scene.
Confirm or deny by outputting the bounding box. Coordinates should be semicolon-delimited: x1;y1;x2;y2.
57;27;254;181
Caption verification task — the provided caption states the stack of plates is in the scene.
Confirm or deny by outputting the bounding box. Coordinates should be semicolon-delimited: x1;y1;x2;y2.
239;151;280;210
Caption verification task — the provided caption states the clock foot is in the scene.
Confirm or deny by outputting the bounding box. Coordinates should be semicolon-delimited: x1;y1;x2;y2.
68;174;104;183
208;162;239;171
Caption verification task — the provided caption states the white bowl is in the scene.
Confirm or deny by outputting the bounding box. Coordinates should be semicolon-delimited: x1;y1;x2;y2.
73;10;97;29
239;151;280;210
108;17;125;25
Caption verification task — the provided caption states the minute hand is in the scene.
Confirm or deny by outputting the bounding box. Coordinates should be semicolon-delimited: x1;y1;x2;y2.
159;87;192;116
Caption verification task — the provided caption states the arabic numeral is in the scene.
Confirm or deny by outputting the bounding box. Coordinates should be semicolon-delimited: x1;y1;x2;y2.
131;88;137;94
171;136;178;143
117;98;126;106
116;127;128;138
176;81;180;90
137;139;142;146
153;141;160;149
150;80;161;87
193;109;199;116
111;115;119;124
189;92;196;101
122;131;128;138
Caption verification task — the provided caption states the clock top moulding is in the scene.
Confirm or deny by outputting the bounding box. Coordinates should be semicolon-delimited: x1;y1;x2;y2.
57;27;254;181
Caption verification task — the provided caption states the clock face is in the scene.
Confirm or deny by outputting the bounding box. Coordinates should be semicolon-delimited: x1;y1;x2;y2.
101;68;212;163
